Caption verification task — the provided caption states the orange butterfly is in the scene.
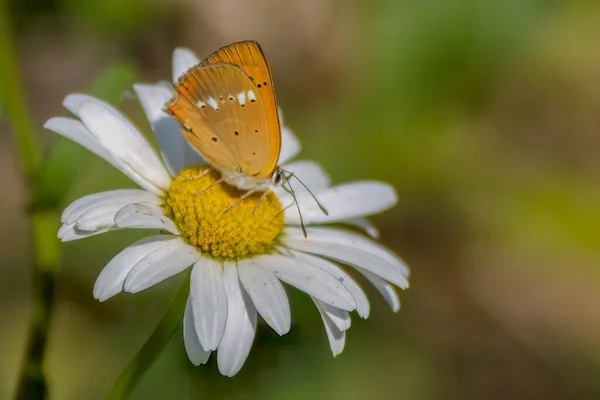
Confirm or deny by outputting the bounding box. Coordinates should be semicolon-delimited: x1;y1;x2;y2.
166;40;284;192
165;41;326;234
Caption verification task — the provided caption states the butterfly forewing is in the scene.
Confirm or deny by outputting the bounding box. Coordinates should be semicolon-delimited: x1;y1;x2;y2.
167;63;276;178
201;41;281;172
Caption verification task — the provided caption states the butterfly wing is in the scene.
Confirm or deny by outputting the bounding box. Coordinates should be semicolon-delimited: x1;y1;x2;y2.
201;41;281;174
166;62;277;179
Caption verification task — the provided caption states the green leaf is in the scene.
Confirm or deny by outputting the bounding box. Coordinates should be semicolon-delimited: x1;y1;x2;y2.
0;87;5;119
88;62;138;106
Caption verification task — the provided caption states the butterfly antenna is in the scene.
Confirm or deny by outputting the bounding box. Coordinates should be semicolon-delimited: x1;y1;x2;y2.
281;181;307;238
283;171;329;216
270;172;296;222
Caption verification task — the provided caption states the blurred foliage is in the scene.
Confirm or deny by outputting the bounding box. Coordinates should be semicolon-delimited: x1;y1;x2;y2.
325;0;557;181
0;89;5;119
8;0;172;36
60;0;162;34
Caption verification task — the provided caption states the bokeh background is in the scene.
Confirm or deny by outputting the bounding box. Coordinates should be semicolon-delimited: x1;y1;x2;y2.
2;0;600;399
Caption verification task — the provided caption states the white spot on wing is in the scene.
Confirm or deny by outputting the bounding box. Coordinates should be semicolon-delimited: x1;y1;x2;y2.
196;100;205;108
247;90;256;102
207;97;219;110
237;92;246;106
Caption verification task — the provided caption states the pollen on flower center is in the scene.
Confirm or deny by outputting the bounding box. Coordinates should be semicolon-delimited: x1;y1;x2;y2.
164;166;284;259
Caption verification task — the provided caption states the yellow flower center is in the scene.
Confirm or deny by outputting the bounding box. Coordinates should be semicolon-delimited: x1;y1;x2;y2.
163;166;284;259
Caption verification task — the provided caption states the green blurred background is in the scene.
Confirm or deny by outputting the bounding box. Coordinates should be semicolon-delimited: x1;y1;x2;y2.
2;0;600;398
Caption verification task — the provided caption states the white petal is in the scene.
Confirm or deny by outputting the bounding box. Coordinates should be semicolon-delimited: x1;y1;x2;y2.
190;258;228;352
77;98;171;191
278;125;301;165
93;235;175;301
63;93;97;116
217;263;257;377
61;189;161;224
238;257;291;336
133;84;205;173
285;250;370;319
357;268;401;313
44;117;166;195
289;226;409;277
313;299;351;331
45;117;114;161
76;204;126;231
284;160;330;191
58;223;116;242
181;142;206;170
57;223;77;239
283;227;410;289
342;217;380;239
285;182;397;225
133;84;185;176
260;253;356;311
183;298;211;365
123;238;199;293
114;204;179;235
173;48;200;82
313;299;346;357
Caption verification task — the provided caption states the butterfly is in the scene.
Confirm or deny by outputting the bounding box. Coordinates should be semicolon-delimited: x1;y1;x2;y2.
165;40;284;193
165;41;326;233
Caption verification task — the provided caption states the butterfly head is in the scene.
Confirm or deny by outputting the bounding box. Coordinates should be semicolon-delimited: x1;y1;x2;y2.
270;168;285;187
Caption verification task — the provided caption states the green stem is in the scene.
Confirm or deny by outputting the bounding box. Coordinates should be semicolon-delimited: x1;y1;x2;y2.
15;212;61;400
0;4;62;399
105;277;190;400
0;0;40;178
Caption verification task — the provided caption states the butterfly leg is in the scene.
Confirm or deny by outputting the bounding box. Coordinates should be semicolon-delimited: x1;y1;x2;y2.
224;189;258;214
194;177;224;197
185;167;212;181
252;191;269;215
271;200;294;223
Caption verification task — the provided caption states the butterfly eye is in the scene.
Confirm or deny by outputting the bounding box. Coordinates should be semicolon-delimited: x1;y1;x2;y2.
271;170;284;186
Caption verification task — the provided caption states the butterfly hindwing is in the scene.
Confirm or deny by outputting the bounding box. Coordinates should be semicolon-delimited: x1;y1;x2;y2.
167;63;275;178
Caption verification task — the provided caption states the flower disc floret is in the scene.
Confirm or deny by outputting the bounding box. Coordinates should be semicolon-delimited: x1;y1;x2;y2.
164;166;284;259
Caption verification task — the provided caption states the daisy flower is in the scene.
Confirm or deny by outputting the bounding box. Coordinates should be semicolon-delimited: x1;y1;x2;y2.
45;48;410;377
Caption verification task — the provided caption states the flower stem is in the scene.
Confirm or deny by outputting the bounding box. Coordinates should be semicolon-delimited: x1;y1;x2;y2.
0;1;40;178
15;212;61;400
105;277;190;400
0;4;63;400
